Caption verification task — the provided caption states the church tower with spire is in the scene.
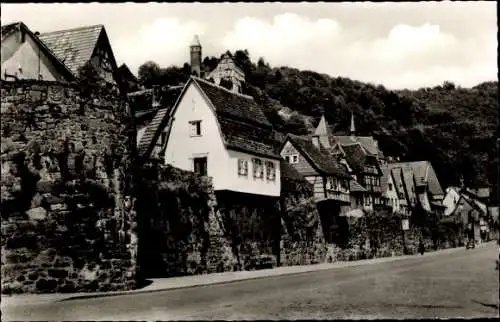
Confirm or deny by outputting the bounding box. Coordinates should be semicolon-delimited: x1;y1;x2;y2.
190;35;202;77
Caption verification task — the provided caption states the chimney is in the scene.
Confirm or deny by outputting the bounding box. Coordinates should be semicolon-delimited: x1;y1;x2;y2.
312;135;320;149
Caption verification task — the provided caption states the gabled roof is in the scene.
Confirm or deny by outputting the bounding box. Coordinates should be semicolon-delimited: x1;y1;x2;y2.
117;63;138;83
163;76;279;159
284;134;350;178
390;167;406;199
137;107;170;157
1;22;21;40
1;22;75;81
380;165;389;192
333;135;383;158
38;24;113;77
341;142;381;175
350;180;367;193
401;167;416;206
389;161;443;196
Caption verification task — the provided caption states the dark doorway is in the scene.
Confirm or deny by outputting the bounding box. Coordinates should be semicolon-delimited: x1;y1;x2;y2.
193;157;207;176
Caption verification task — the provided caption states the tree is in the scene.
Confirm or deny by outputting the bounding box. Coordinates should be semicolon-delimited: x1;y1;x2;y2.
138;61;162;88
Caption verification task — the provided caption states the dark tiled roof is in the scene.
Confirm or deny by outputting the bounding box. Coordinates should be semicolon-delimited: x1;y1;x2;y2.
341;143;379;175
193;77;271;127
389;161;443;196
39;24;103;76
1;22;20;39
117;63;137;81
350;180;367;192
287;134;350;178
391;167;405;199
137;108;169;157
334;135;383;158
218;116;279;158
380;164;390;193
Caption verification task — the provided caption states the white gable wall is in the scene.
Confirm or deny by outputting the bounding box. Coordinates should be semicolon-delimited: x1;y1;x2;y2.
443;187;460;216
164;82;280;197
385;174;400;213
1;30;67;81
164;83;227;188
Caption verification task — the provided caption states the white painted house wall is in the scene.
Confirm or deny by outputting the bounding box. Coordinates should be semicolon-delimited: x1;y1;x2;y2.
385;174;400;213
1;30;65;81
443;187;460;216
164;82;280;197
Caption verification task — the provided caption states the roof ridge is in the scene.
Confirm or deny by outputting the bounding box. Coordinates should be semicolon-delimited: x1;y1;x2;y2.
40;24;104;35
192;76;253;100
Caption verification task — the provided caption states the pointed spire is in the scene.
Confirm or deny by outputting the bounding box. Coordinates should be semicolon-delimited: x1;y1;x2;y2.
190;35;201;47
350;112;356;137
314;113;331;149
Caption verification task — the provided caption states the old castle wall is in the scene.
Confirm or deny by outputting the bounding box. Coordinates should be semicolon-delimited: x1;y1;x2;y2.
1;80;137;294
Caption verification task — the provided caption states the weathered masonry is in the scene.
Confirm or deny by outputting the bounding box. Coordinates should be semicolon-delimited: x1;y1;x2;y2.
1;80;137;294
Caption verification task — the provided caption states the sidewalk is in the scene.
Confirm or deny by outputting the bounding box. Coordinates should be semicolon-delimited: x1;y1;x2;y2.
1;242;494;307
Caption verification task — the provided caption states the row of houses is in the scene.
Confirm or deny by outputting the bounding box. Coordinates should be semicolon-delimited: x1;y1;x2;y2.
2;23;496;242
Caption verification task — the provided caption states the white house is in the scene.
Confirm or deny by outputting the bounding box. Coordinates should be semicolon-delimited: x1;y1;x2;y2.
162;76;281;197
381;165;401;213
443;186;461;216
1;22;74;81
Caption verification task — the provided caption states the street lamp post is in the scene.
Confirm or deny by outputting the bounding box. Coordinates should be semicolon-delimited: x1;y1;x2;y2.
401;212;410;255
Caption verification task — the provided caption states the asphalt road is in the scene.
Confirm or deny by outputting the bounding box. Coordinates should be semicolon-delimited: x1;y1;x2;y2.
2;244;498;320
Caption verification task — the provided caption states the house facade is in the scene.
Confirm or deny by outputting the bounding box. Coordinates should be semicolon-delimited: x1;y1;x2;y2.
38;24;118;85
443;186;461;216
1;22;74;81
280;134;351;206
163;76;281;197
337;142;384;212
388;161;445;215
381;165;402;213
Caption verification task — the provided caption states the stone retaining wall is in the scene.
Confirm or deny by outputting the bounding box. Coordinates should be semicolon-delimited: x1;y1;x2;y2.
1;80;136;294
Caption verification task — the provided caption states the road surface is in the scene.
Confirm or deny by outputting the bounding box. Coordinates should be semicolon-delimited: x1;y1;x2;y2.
2;244;498;320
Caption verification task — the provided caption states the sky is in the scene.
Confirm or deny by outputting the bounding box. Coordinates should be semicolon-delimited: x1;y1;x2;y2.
2;2;497;90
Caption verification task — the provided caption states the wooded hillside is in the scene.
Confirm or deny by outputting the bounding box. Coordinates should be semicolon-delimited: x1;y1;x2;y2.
136;50;498;193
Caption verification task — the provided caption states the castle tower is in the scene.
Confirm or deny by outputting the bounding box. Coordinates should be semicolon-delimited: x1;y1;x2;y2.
190;35;202;77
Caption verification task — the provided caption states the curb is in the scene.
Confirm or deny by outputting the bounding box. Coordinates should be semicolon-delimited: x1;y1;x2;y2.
1;243;494;306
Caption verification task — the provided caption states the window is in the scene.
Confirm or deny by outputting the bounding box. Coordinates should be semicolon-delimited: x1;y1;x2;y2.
189;120;202;136
291;154;299;164
238;158;248;177
284;155;290;163
252;158;264;179
266;161;276;181
388;183;393;191
193;157;207;176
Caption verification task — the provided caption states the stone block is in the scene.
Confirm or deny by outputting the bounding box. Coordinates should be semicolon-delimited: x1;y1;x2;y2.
50;203;67;211
26;207;47;221
36;180;54;193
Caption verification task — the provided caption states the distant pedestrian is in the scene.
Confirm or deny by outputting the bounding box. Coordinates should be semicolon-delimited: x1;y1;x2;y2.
418;238;425;255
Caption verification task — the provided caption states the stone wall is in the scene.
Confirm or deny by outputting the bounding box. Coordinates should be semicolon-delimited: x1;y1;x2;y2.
279;160;327;266
1;80;136;294
136;162;238;277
